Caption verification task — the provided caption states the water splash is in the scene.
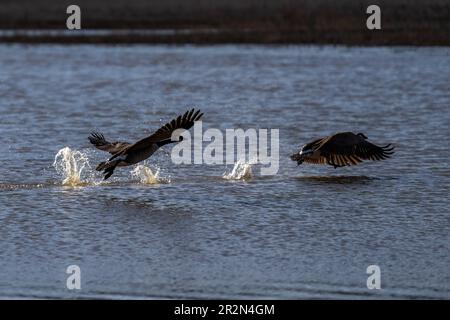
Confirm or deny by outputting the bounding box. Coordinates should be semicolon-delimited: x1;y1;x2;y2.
223;160;253;180
53;147;90;186
131;164;169;184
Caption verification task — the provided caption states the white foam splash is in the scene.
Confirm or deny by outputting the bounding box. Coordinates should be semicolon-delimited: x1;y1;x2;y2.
53;147;90;186
131;164;169;184
223;160;253;180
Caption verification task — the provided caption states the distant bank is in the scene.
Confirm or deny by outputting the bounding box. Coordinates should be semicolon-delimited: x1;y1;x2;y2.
0;0;449;45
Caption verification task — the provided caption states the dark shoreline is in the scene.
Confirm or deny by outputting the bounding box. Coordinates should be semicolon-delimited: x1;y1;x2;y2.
1;27;449;46
0;0;449;45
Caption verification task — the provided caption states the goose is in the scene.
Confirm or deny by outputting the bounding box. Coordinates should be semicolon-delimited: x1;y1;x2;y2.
290;132;394;168
89;108;203;180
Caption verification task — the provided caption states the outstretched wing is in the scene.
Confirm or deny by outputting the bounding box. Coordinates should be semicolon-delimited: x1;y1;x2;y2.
88;131;131;155
301;137;329;153
318;132;394;167
303;156;328;165
295;136;330;165
122;108;203;154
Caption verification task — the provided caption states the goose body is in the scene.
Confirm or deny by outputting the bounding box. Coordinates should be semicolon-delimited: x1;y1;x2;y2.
291;132;394;168
89;109;203;179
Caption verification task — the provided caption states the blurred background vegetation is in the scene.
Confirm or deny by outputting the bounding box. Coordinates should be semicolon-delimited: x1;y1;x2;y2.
0;0;449;44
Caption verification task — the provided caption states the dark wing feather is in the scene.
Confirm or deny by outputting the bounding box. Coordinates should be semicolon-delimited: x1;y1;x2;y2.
295;136;333;166
302;136;329;153
88;131;131;154
318;132;394;167
117;108;203;156
303;157;327;165
355;143;395;161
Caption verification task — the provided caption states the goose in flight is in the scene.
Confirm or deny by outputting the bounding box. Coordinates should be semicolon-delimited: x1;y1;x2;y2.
89;109;203;180
290;132;394;168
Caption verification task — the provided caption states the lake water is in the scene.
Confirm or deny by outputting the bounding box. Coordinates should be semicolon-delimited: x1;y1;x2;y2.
0;44;449;299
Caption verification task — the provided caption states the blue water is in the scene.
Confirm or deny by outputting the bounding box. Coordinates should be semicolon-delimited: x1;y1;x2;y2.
0;44;449;298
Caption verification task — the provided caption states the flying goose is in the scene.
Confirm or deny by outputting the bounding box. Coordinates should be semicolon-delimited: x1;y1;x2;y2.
89;108;203;180
290;132;394;168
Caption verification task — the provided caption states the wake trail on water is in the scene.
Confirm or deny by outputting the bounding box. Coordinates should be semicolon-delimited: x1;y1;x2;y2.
53;147;170;186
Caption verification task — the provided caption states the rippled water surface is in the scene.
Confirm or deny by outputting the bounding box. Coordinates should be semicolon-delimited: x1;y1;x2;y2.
0;44;449;299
